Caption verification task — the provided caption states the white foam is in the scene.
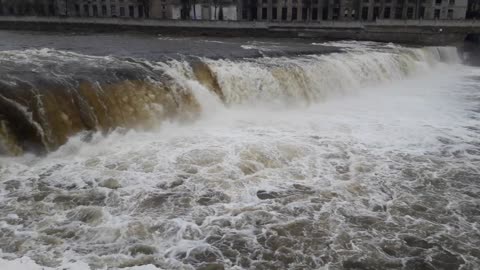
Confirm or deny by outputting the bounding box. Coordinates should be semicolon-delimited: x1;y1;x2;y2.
1;42;478;269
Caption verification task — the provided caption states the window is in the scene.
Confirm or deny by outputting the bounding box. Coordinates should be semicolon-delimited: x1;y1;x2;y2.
362;6;368;20
373;7;379;19
434;8;440;18
449;0;454;4
120;6;125;16
395;7;403;18
384;7;391;18
281;7;287;20
272;7;277;19
344;8;349;17
75;4;80;16
92;5;98;16
351;9;356;17
447;9;453;18
251;7;257;20
83;4;89;16
102;5;107;16
263;0;268;3
419;6;425;17
242;8;247;19
262;7;267;19
292;7;297;20
302;8;308;20
322;7;328;19
435;0;441;4
16;5;22;15
0;4;4;15
312;7;318;20
111;5;116;16
138;5;144;17
333;7;339;19
48;4;55;15
407;7;413;18
129;6;134;17
363;0;369;3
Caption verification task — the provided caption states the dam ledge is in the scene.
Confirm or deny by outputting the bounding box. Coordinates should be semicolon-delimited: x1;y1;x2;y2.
2;16;480;44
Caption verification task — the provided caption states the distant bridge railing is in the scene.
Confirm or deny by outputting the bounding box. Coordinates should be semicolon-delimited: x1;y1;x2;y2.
1;16;480;30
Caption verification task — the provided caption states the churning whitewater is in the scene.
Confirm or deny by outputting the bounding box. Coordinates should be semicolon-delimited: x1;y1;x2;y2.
1;40;480;270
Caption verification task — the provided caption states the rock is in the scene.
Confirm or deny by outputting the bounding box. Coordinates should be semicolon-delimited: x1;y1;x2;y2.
4;180;21;191
33;192;50;202
42;227;76;239
99;178;121;189
39;235;63;246
53;191;106;207
67;206;103;224
169;179;184;188
197;191;230;206
292;184;312;191
129;244;157;256
140;193;173;208
372;204;387;212
257;190;280;200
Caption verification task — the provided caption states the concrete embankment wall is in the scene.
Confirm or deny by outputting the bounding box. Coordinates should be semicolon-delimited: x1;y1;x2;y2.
1;16;479;45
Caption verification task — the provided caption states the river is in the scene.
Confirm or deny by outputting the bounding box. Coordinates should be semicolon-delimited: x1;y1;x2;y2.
0;31;479;270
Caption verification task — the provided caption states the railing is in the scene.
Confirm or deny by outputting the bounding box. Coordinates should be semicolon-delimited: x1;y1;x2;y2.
1;16;480;29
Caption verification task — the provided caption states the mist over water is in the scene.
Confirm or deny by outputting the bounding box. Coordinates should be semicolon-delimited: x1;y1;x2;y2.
0;39;480;269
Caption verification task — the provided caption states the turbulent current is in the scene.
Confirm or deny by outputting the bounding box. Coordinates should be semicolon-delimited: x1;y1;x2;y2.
0;39;480;270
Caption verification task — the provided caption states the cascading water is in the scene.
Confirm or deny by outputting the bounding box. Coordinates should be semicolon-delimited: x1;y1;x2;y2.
0;45;460;155
0;39;479;270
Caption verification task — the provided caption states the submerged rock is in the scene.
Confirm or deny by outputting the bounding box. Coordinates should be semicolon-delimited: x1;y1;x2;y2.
67;206;103;225
4;179;21;191
52;191;106;207
129;244;157;256
257;190;281;200
197;191;230;206
99;178;122;189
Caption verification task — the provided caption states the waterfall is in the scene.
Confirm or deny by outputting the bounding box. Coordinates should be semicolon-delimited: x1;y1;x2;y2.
0;45;460;155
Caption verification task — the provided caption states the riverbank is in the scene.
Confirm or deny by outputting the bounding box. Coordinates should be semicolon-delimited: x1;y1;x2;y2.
1;16;479;45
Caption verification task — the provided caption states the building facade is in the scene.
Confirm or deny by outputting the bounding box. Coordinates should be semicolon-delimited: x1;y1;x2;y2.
238;0;467;20
0;0;59;16
151;0;237;20
0;0;467;19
